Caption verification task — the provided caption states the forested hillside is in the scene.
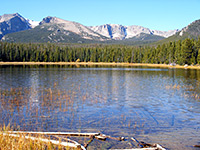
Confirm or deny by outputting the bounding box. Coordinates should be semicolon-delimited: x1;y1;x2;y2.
1;37;200;65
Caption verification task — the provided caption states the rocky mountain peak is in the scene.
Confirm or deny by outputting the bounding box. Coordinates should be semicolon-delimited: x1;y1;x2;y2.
39;16;58;25
179;19;200;37
0;13;31;39
0;13;24;23
89;24;178;40
37;16;107;41
89;24;127;40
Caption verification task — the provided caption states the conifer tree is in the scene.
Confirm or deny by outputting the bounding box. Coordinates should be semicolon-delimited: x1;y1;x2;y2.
181;38;193;65
197;49;200;64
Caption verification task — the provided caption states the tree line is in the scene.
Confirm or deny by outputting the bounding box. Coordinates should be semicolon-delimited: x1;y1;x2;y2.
1;38;200;65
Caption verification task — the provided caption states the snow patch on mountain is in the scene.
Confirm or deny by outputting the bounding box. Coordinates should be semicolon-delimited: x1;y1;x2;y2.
26;19;39;28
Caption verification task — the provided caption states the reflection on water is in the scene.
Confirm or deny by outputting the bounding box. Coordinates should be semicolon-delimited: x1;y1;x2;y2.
0;65;200;149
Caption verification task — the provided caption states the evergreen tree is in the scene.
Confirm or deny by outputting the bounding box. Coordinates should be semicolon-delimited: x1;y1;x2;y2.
197;49;200;64
181;38;194;65
174;40;182;65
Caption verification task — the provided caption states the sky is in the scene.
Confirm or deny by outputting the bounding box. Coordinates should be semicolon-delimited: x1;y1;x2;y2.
1;0;200;31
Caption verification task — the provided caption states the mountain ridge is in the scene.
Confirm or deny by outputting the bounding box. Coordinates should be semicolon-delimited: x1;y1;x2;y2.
154;19;200;45
0;13;179;41
89;24;178;40
2;16;109;43
2;13;200;45
38;16;107;41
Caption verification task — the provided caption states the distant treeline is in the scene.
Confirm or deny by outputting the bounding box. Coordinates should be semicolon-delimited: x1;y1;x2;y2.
1;38;200;65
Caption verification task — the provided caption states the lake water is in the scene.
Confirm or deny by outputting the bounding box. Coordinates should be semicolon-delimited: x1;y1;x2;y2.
0;65;200;149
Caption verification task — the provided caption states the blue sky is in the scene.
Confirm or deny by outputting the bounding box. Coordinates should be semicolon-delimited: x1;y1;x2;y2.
1;0;200;31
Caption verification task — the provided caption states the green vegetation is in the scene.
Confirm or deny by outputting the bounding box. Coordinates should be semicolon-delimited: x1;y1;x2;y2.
1;37;200;65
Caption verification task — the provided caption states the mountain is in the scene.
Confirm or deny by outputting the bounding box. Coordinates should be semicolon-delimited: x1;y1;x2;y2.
39;16;107;41
178;19;200;38
155;19;200;45
89;24;178;40
2;16;108;43
125;33;165;41
0;13;31;39
103;33;165;45
0;13;180;44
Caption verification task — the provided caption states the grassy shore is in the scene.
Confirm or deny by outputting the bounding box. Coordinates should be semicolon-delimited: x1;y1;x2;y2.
0;131;67;150
0;129;77;150
0;61;200;69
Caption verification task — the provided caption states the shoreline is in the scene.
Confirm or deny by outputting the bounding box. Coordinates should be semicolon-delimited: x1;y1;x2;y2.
0;61;200;69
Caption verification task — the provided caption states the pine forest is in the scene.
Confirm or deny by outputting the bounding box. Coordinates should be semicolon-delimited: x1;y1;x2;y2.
1;37;200;65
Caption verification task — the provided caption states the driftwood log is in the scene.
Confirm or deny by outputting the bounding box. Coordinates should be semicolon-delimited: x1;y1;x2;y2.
5;131;166;150
194;145;200;148
111;144;166;150
84;135;95;148
8;131;100;137
95;133;125;141
130;137;166;150
111;147;165;150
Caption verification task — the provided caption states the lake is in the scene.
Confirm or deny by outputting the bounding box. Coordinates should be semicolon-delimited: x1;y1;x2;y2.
0;65;200;149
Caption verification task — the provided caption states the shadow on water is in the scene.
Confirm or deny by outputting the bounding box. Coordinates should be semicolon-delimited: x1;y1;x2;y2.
0;65;200;149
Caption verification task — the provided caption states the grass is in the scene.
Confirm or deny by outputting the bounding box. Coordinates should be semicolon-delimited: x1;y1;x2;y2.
0;125;89;150
0;61;200;69
0;133;54;150
165;84;200;101
0;86;86;150
0;126;69;150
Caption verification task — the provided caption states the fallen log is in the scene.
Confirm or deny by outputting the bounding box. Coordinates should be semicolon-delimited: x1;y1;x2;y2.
8;131;124;141
3;132;86;150
194;145;200;148
53;135;83;147
8;131;100;137
111;144;165;150
131;137;166;150
84;135;95;148
131;137;145;148
95;133;125;141
95;134;107;140
5;131;166;150
106;135;125;141
111;147;164;150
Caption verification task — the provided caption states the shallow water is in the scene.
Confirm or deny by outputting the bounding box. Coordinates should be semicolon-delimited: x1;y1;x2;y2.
0;65;200;149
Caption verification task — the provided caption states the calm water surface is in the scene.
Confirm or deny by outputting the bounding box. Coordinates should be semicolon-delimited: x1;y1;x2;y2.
0;65;200;149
